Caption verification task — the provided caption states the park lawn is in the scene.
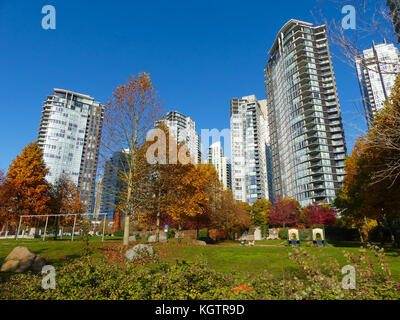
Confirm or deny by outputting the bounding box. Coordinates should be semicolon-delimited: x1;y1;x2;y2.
0;238;104;267
153;243;400;280
1;239;400;281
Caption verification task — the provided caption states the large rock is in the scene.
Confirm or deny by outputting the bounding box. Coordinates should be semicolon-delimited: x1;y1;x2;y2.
125;244;154;261
189;240;207;246
1;260;20;272
1;246;46;273
148;233;167;243
31;256;47;273
128;235;137;242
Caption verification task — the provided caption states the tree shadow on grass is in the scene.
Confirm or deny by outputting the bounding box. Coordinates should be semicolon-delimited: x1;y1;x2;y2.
328;241;364;248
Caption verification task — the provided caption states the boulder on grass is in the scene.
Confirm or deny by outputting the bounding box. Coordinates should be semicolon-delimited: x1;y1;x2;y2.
147;234;167;243
189;240;207;246
31;256;47;273
1;260;20;273
125;244;154;261
1;246;46;273
128;235;137;242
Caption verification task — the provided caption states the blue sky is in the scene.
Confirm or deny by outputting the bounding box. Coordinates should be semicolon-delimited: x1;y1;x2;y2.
0;0;380;171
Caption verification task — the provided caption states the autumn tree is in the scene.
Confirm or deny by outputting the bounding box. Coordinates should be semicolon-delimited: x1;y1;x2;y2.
301;203;336;228
210;190;250;240
0;169;6;228
237;202;252;215
164;163;204;241
251;199;271;227
47;175;87;240
269;197;300;228
335;75;400;244
0;142;50;235
187;164;221;240
365;75;400;187
101;72;163;246
144;123;194;242
111;211;121;233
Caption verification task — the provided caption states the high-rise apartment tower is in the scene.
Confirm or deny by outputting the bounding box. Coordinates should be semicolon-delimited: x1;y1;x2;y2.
207;141;232;190
265;20;346;207
37;88;104;211
356;40;400;127
230;95;270;204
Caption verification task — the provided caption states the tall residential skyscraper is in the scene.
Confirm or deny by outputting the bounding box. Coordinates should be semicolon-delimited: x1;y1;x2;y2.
37;88;104;211
356;40;400;127
265;19;346;207
157;111;201;163
230;95;270;204
207;141;232;190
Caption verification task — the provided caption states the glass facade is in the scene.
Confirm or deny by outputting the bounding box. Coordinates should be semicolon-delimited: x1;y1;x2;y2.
265;20;346;207
100;151;128;219
356;40;400;128
230;95;271;204
37;89;104;211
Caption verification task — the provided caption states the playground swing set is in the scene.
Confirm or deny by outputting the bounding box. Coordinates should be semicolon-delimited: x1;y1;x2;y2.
287;227;327;247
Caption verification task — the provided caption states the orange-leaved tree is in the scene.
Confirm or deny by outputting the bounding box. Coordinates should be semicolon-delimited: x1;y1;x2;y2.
0;142;50;234
101;72;163;246
47;175;87;239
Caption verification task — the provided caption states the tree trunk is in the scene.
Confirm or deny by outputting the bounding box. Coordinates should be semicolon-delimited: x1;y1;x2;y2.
178;224;182;243
196;221;199;240
156;189;161;243
358;227;364;243
123;215;130;246
123;176;134;246
53;216;59;240
363;216;370;242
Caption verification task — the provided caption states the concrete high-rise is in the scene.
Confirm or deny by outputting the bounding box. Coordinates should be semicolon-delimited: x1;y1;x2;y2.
356;40;400;127
157;111;201;163
37;88;104;211
265;19;346;207
207;141;232;190
230;95;270;204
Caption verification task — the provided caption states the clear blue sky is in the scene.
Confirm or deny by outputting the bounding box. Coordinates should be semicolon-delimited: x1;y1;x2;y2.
0;0;373;171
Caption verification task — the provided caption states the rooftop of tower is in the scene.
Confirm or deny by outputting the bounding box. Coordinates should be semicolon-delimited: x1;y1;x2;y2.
53;88;94;100
268;19;314;55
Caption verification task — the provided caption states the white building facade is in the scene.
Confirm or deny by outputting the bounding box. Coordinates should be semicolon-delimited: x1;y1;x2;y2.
356;40;400;127
207;141;232;190
230;95;269;204
158;111;201;164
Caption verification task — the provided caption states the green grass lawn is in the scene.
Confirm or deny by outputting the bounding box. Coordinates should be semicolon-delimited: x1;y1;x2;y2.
1;238;400;281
